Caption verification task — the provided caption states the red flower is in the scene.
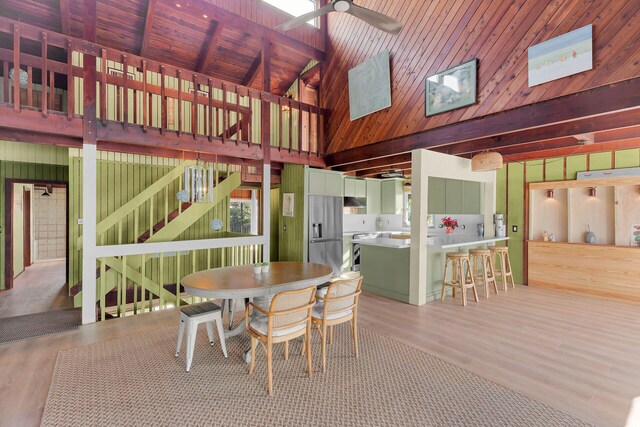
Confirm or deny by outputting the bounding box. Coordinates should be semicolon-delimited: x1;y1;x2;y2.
441;217;459;229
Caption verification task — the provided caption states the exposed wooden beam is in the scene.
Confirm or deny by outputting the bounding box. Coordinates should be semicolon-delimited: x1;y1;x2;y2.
334;153;411;172
197;21;224;73
451;110;640;156
327;78;640;167
356;162;412;177
242;52;262;87
503;139;640;163
300;62;321;85
59;0;70;35
140;0;156;57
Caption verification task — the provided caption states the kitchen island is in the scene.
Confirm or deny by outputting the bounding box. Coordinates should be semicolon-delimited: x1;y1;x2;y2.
355;235;509;303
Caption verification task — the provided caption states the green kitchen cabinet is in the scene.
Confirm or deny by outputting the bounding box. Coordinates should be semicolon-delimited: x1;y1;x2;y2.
344;177;367;198
428;177;446;214
381;179;403;214
344;177;356;197
342;237;353;273
308;169;343;196
462;180;482;214
445;179;464;214
366;179;381;214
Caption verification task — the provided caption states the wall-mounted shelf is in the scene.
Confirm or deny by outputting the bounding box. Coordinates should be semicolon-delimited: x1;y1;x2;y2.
528;177;640;247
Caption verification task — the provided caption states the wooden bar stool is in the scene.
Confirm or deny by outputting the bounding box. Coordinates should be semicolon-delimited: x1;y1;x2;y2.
469;249;499;298
489;246;515;291
175;301;228;372
441;252;478;306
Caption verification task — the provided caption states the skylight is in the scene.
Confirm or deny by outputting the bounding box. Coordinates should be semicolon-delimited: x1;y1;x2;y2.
263;0;319;27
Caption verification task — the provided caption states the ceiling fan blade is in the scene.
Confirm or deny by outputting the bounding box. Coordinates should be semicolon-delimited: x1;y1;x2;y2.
347;4;403;35
276;3;335;31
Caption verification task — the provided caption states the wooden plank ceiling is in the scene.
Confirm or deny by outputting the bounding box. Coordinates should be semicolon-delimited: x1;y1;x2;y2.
0;0;325;95
321;0;640;162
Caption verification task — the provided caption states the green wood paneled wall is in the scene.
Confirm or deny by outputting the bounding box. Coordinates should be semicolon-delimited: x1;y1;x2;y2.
279;164;305;261
0;161;69;290
496;148;640;285
270;187;280;262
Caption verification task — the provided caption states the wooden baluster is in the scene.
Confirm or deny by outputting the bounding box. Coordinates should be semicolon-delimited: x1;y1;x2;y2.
122;55;129;127
318;109;324;157
142;254;149;311
48;68;54;111
158;252;164;310
247;90;253;146
316;108;322;157
288;99;293;153
140;254;146;312
207;248;211;270
27;66;33;107
41;32;48;117
207;78;213;142
3;61;9;103
298;102;302;154
142;60;147;131
123;255;128;316
160;66;166;133
221;83;227;144
100;259;106;321
13;24;20;112
66;40;73;119
307;106;311;156
116;74;121;122
134;206;139;244
192;74;198;138
278;99;283;151
176;254;181;307
235;86;240;145
100;49;107;125
177;70;182;136
117;221;123;316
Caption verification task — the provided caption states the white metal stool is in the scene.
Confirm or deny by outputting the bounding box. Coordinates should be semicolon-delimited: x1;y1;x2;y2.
175;301;228;372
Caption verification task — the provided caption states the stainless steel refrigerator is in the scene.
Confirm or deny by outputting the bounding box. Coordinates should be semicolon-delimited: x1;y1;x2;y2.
308;195;343;276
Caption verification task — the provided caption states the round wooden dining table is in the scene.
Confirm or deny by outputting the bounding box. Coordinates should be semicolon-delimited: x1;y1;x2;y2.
180;261;332;339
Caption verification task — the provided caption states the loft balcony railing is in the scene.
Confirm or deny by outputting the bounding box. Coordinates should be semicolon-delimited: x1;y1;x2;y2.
0;17;326;159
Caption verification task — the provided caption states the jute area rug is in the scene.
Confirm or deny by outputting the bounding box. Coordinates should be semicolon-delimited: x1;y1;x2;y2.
42;324;590;426
0;309;80;345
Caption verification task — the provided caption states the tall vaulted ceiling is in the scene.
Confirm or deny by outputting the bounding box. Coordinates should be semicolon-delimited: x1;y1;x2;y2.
321;0;640;155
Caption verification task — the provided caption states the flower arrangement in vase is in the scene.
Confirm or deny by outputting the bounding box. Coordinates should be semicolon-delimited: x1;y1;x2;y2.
441;216;459;235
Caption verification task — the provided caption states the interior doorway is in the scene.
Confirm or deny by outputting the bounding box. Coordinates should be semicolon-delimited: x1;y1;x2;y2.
2;179;71;318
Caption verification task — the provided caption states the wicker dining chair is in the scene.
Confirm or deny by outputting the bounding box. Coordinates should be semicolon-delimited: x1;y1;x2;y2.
311;276;363;373
245;285;316;396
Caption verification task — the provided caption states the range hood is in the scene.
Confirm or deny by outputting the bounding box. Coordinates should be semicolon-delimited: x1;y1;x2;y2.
344;196;365;208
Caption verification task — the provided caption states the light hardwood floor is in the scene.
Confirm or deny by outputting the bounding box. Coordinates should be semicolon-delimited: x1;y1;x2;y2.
1;286;639;426
0;260;73;319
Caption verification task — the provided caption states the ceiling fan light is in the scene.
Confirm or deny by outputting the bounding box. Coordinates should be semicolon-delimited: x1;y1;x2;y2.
471;151;503;172
334;0;351;12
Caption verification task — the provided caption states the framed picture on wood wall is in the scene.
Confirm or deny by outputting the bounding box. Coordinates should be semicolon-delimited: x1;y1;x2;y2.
282;193;295;217
425;58;478;116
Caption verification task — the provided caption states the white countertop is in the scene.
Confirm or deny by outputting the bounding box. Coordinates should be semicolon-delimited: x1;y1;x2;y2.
351;237;411;249
428;236;509;249
351;235;509;250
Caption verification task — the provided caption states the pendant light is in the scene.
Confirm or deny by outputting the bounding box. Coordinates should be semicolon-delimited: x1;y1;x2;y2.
177;156;215;203
471;151;503;172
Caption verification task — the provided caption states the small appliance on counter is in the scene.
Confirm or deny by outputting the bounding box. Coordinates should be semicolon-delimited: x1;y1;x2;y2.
477;223;484;237
494;214;506;238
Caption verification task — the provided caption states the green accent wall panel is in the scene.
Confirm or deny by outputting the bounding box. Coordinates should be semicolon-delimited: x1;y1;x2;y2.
506;162;524;284
0;161;69;290
525;160;544;183
496;166;506;215
566;154;587;179
279;164;305;262
614;149;640;168
270;188;280;262
544;157;565;181
589;152;612;171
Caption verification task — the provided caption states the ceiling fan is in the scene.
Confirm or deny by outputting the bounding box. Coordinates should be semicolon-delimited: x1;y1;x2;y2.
276;0;403;35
